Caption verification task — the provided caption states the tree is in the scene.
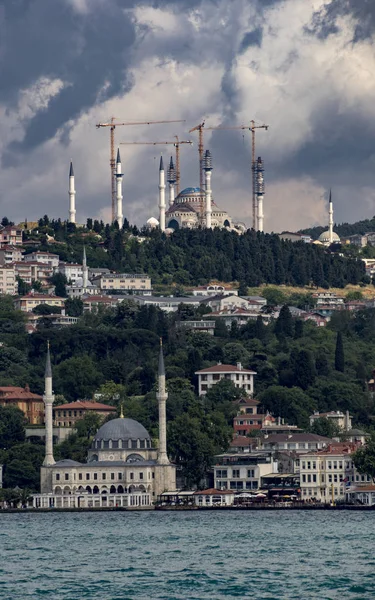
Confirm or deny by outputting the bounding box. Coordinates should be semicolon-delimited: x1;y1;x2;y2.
75;412;102;439
294;319;304;339
335;332;345;372
352;436;375;481
65;297;84;317
274;305;293;338
254;315;266;340
0;406;26;449
32;304;61;315
293;349;316;390
49;273;68;297
238;281;248;296
261;287;286;307
310;417;339;438
16;276;31;296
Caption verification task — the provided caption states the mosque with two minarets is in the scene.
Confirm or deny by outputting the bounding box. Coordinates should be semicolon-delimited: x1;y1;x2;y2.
33;342;176;508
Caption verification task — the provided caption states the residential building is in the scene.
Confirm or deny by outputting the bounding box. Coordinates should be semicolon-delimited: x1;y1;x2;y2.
82;295;119;312
24;252;59;269
210;307;271;328
313;292;345;308
176;320;216;335
53;400;117;427
26;312;79;329
233;398;269;434
260;473;301;498
341;234;368;247
58;262;83;284
260;433;333;454
201;294;257;313
309;410;352;431
0;225;23;247
0;245;24;264
278;232;312;243
93;273;152;294
130;295;205;313
191;285;238;297
0;265;17;295
88;267;111;279
195;362;256;396
13;261;54;286
299;442;370;502
14;294;65;313
0;385;44;424
229;436;256;453
213;451;277;491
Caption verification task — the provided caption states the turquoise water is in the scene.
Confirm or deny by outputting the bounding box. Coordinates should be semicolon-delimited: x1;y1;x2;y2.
0;511;374;599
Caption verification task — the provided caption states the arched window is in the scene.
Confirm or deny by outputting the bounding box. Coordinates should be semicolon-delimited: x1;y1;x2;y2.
86;486;92;493
168;219;179;230
224;219;230;227
110;485;116;494
117;485;124;493
93;485;99;494
126;453;144;463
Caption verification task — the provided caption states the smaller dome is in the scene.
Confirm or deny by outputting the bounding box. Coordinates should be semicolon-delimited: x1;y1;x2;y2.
147;217;159;226
93;418;150;444
318;230;340;243
179;187;202;195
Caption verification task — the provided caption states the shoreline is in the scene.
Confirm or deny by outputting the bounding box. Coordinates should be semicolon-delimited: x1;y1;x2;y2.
1;504;374;514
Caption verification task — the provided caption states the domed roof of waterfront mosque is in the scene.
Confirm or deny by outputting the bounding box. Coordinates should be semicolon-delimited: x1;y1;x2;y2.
318;230;340;244
93;418;151;444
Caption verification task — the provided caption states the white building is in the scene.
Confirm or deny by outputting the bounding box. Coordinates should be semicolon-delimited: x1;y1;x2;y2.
192;285;238;297
213;452;277;491
93;273;152;294
24;252;59;269
59;262;83;285
0;245;24;264
131;295;205;313
195;362;256;396
202;294;257;313
0;265;17;295
299;443;371;502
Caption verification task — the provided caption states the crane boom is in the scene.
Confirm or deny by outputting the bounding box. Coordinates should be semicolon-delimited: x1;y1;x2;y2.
96;118;186;222
120;138;193;195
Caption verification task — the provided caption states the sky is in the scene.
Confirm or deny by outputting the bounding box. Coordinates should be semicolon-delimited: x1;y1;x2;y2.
0;0;375;232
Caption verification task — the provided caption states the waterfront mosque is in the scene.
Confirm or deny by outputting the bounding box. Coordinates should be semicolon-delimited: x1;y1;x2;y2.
33;343;176;508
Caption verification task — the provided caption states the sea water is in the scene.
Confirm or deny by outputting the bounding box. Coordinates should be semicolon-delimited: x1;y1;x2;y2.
0;511;374;599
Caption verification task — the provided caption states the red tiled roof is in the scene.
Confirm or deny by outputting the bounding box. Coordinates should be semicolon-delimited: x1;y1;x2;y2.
54;400;116;411
83;295;115;303
230;436;255;447
0;386;42;400
196;364;256;374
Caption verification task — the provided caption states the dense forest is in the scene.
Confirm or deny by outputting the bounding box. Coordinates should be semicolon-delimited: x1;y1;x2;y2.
22;217;367;288
1;291;375;493
300;215;375;240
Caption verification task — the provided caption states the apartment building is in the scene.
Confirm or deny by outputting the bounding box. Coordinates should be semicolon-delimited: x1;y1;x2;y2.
93;273;152;293
14;294;65;312
213;452;277;491
59;262;83;284
195;362;256;396
24;252;59;269
13;261;54;286
0;225;23;247
299;442;371;502
0;245;24;264
0;265;17;295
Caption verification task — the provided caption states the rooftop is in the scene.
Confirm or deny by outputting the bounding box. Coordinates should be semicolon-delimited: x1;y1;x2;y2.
196;363;256;374
54;400;116;411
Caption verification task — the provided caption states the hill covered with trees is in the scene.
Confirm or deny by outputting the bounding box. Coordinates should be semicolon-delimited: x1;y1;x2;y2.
1;293;375;492
22;218;367;288
300;215;375;240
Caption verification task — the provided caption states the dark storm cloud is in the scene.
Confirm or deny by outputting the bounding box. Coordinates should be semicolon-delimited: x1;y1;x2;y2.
307;0;375;42
239;28;263;52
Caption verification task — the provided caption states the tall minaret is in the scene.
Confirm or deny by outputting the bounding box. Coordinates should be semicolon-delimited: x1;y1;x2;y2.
328;189;333;244
256;157;264;232
43;342;55;466
115;149;124;228
68;161;76;224
82;245;88;289
204;149;212;228
159;156;166;232
167;156;176;207
156;339;169;465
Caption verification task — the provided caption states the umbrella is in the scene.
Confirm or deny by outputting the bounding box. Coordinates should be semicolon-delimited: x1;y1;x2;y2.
256;493;267;498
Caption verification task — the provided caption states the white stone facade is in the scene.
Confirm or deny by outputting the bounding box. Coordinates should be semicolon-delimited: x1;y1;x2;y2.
195;363;256;396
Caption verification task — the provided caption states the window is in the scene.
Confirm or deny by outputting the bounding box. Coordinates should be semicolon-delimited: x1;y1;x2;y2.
79;473;82;481
94;473;98;480
230;481;244;490
216;470;228;478
247;469;255;478
232;469;240;478
307;474;311;483
111;473;115;480
328;475;332;483
102;473;106;480
302;474;306;483
139;473;144;480
64;473;69;481
313;474;317;483
118;473;123;480
86;473;90;480
55;473;60;481
130;473;134;480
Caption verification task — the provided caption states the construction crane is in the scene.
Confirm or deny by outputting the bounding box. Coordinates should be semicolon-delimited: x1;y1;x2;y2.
120;136;193;195
96;118;185;222
205;121;269;229
188;120;205;191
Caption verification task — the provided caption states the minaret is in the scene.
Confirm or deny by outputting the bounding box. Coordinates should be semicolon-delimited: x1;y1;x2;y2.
68;161;76;224
204;149;212;228
256;157;264;232
167;156;176;207
328;189;333;244
43;342;55;466
115;149;124;228
82;245;88;289
156;339;169;465
158;156;166;232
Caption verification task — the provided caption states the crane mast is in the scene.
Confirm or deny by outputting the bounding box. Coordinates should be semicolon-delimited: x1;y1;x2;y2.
189;121;205;191
96;118;185;222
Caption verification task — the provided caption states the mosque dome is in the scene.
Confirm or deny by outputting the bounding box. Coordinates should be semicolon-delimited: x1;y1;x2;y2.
147;217;159;228
318;230;340;244
179;187;203;195
93;418;151;447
